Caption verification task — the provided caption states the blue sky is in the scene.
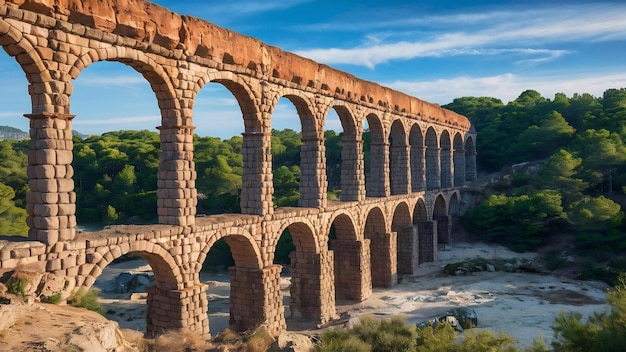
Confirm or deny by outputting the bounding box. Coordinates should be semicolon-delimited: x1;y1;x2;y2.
2;0;626;138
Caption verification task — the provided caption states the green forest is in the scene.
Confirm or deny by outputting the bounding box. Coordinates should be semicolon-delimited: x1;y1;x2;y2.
2;88;626;280
444;88;626;282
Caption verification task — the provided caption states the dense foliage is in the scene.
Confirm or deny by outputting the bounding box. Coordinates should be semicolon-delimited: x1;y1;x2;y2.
446;89;626;264
0;140;28;236
314;314;522;351
314;273;626;351
550;273;626;351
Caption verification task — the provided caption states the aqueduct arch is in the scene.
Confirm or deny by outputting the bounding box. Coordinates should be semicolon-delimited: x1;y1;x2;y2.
0;0;476;341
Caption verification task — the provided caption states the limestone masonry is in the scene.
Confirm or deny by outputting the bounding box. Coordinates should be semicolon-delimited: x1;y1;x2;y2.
0;0;476;339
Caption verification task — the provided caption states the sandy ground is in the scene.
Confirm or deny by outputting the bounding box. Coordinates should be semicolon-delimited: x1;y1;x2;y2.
95;241;610;348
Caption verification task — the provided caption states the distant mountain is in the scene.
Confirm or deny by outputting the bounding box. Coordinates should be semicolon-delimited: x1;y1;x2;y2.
72;130;87;139
0;126;28;140
0;126;88;140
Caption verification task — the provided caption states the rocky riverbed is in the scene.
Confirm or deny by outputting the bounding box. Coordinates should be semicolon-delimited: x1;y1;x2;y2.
94;241;609;348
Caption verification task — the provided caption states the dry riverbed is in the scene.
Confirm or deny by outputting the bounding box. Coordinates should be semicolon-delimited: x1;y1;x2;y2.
95;241;610;348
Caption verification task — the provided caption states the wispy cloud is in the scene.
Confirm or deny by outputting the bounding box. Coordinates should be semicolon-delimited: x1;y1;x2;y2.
162;0;313;23
0;112;23;118
73;115;159;126
384;71;626;105
294;3;626;68
75;75;146;87
211;0;312;16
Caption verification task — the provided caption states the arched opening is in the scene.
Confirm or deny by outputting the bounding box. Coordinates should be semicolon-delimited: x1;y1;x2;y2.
271;95;319;208
392;202;415;275
0;39;30;237
89;246;184;338
363;114;386;197
324;105;360;202
324;108;342;202
364;207;395;287
465;135;477;182
94;253;159;332
413;198;434;264
329;213;370;302
453;133;465;187
201;238;234;333
425;128;440;190
433;195;450;244
71;61;161;230
389;120;408;195
449;192;463;242
193;81;248;215
199;232;265;335
413;198;428;224
0;41;30;133
409;124;425;193
274;221;328;327
440;131;453;188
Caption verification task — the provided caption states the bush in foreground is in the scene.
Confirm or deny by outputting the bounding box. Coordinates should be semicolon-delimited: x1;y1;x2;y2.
68;288;105;315
550;273;626;351
314;315;524;352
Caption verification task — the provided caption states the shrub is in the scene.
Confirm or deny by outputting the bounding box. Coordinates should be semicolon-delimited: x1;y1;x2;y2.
314;315;531;352
152;329;211;351
243;327;274;352
5;277;27;298
352;315;418;352
313;328;371;352
551;273;626;351
44;292;63;304
69;288;105;315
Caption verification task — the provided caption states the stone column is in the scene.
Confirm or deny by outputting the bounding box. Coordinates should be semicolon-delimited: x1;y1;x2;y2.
397;227;419;275
157;125;196;226
453;146;465;186
299;137;326;208
340;139;365;201
229;265;286;336
435;215;451;244
417;221;437;263
331;239;371;301
441;145;453;188
241;132;274;215
390;144;410;195
411;145;426;192
465;151;477;182
426;147;441;190
146;283;209;338
25;113;76;245
289;250;337;324
369;232;397;288
367;142;389;197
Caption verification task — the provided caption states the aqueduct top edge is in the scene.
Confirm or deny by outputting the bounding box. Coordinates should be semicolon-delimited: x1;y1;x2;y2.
3;0;471;131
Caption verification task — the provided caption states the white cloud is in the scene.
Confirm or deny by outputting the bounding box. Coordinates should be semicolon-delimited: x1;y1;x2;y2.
294;3;626;68
75;75;147;87
0;112;23;118
165;0;313;22
73;115;160;126
194;97;239;108
384;71;626;105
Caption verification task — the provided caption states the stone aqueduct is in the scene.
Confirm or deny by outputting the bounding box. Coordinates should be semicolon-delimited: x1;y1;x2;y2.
0;0;476;339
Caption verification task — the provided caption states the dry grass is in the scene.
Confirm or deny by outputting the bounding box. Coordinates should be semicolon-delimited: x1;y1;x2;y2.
242;327;274;352
117;326;275;351
211;326;275;352
152;330;214;351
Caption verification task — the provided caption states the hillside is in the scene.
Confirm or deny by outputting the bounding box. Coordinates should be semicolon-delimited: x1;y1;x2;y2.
0;125;28;140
